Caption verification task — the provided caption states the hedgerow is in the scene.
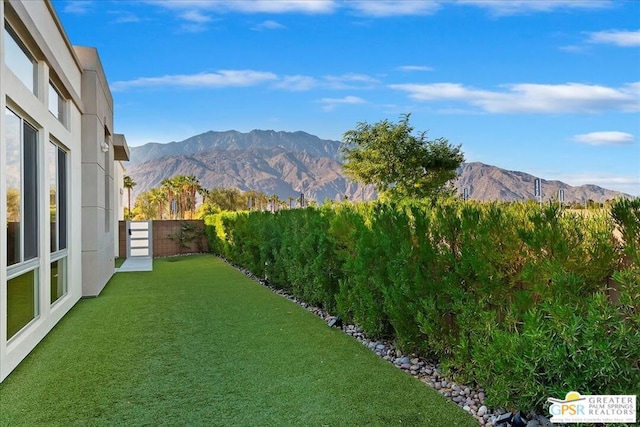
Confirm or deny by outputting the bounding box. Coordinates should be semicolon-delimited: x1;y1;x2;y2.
204;199;640;413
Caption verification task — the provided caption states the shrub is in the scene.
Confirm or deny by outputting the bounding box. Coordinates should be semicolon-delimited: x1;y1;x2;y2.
204;198;638;413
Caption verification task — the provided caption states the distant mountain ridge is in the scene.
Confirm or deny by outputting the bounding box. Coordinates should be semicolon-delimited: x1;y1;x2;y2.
129;129;342;165
126;130;630;204
455;162;628;203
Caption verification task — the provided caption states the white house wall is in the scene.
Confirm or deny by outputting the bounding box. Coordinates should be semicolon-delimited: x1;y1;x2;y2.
0;0;126;382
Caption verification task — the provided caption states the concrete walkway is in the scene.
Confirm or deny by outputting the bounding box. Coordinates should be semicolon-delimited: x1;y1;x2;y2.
116;257;153;272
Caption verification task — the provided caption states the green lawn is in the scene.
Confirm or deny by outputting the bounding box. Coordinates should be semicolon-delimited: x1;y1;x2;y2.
0;255;476;426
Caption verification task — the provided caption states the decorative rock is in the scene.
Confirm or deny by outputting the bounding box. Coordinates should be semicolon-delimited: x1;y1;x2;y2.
434;382;441;390
441;380;448;388
399;356;411;364
410;364;420;371
537;415;551;426
376;344;386;350
477;405;488;417
463;405;471;412
400;363;412;370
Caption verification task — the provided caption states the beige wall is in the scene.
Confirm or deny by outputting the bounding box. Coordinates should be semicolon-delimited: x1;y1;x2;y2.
76;46;117;297
1;0;83;382
0;1;128;381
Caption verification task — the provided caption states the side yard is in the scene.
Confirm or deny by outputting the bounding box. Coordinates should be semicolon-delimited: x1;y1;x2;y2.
0;255;475;426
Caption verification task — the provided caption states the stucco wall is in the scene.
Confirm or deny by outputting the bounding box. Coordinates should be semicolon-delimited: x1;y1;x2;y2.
0;0;84;382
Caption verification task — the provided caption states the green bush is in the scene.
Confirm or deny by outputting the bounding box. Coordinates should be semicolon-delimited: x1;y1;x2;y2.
204;198;639;413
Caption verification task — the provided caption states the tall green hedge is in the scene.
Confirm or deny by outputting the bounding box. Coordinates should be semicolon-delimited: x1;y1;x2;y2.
204;199;640;412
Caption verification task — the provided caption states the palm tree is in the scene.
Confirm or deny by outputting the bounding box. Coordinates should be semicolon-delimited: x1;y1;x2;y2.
123;175;136;219
149;187;168;220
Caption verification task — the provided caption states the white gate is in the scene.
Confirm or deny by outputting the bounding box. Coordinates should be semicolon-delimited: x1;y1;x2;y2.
126;221;153;258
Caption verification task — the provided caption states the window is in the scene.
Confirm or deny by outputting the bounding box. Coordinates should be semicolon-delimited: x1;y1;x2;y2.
6;108;38;266
50;258;66;305
50;142;68;304
7;270;38;340
50;142;68;252
6;107;40;339
4;23;36;94
48;82;65;123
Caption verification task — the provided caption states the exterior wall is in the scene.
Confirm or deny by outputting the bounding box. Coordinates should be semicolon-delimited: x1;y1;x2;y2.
153;220;208;257
0;0;83;382
118;220;208;259
0;0;128;382
76;46;116;297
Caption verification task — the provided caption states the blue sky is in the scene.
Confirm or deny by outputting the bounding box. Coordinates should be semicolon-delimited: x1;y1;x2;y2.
53;0;639;195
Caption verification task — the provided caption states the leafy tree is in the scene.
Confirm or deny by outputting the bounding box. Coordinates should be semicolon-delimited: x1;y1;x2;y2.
132;190;157;220
341;114;464;200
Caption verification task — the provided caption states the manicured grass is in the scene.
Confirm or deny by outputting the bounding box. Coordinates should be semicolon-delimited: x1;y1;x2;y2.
0;255;476;426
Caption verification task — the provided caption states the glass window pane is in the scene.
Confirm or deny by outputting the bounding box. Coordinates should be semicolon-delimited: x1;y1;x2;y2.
48;83;58;118
7;269;37;339
23;122;38;261
48;82;64;122
50;143;58;252
58;148;67;249
4;25;35;93
51;259;66;304
6;108;21;266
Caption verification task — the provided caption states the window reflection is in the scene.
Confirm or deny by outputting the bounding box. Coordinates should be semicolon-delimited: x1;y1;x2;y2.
4;24;36;94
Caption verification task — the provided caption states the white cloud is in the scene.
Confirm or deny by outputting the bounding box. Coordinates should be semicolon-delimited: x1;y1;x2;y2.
143;0;616;21
318;95;367;111
319;95;366;105
252;20;286;31
587;30;640;47
146;0;336;14
389;82;640;113
273;75;318;91
180;10;212;23
110;11;141;24
112;70;278;91
572;131;635;146
453;0;612;16
63;1;93;14
397;65;435;72
347;1;441;17
323;73;380;89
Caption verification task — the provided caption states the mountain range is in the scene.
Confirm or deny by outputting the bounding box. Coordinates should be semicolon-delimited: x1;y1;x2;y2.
125;130;629;204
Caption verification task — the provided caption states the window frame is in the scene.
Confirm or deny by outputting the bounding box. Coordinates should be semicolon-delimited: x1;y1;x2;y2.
5;107;40;270
49;141;69;305
48;81;66;125
5;107;41;340
4;22;37;95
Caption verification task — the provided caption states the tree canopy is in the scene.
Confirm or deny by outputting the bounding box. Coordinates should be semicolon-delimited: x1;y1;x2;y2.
341;115;464;200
